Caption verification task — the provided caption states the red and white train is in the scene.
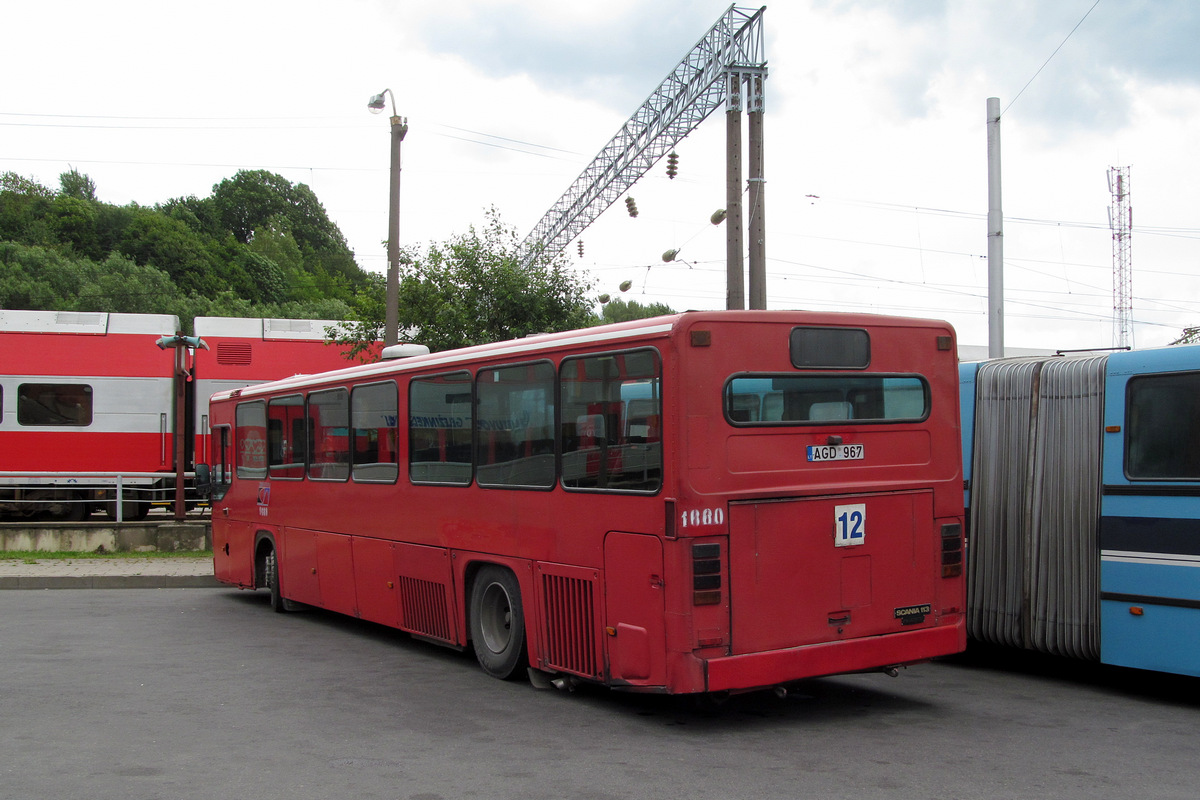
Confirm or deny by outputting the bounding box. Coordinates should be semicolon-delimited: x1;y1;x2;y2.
0;310;372;520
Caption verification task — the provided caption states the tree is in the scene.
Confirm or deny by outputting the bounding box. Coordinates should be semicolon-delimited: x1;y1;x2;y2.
599;297;676;324
333;209;595;354
211;170;350;254
0;172;54;245
59;168;97;202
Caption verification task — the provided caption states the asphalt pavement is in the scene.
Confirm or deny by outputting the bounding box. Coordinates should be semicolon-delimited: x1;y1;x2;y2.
0;556;218;589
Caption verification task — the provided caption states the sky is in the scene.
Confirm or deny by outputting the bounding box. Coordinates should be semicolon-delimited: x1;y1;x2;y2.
3;0;1199;351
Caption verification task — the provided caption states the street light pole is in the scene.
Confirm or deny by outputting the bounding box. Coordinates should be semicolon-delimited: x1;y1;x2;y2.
368;89;407;347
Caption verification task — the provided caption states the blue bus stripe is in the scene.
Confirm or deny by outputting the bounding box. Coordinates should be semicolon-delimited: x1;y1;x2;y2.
1099;516;1200;557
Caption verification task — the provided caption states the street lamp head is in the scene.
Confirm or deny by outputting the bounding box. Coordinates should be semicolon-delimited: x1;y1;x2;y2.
367;89;393;115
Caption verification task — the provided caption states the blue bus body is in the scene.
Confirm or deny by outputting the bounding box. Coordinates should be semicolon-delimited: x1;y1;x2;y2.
963;346;1200;677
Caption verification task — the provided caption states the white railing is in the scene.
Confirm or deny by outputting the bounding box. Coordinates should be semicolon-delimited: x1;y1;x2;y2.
0;471;199;523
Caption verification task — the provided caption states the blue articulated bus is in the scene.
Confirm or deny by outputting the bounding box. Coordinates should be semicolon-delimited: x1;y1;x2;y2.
962;346;1200;677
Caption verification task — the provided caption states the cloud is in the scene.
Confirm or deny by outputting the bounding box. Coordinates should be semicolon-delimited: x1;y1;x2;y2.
404;1;737;108
811;0;1200;130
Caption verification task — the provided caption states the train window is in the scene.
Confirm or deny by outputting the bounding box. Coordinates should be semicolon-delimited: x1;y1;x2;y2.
17;383;93;426
268;394;306;480
410;372;472;486
725;374;928;425
235;401;268;479
1126;372;1200;480
308;389;350;482
475;362;555;489
560;349;662;493
351;382;399;483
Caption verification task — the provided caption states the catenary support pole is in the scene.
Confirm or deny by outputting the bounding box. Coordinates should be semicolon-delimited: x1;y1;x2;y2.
747;72;767;310
987;97;1004;358
726;72;745;310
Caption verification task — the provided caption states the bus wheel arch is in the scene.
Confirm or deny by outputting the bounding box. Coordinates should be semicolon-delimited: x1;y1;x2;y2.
468;564;528;680
254;533;292;613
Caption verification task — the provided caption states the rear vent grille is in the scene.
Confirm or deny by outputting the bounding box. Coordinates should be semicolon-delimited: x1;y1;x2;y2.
540;570;599;678
399;576;452;641
216;341;253;366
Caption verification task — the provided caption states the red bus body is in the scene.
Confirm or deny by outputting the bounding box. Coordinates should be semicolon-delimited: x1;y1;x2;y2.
0;311;368;519
206;311;966;694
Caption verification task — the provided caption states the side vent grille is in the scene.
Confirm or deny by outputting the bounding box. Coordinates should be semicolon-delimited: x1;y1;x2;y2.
216;341;253;366
399;576;452;641
540;568;600;678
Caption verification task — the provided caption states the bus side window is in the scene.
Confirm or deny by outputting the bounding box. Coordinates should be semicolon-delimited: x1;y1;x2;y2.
235;401;267;479
409;372;472;486
308;388;350;482
1126;372;1200;479
561;350;662;493
268;394;305;479
475;361;555;489
351;381;399;483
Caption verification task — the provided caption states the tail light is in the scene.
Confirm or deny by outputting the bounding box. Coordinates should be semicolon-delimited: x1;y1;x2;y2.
941;522;963;578
692;542;722;605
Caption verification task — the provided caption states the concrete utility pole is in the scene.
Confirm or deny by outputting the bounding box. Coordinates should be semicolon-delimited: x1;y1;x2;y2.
746;70;767;311
987;97;1004;359
726;72;745;311
368;89;407;347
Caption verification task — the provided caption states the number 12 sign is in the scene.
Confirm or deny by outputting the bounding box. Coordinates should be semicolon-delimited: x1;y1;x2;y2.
834;503;866;547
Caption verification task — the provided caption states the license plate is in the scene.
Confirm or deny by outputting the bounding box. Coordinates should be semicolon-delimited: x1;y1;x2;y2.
807;444;864;462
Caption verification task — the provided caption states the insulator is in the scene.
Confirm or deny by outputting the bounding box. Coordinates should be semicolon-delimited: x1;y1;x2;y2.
619;280;632;292
625;197;638;218
711;209;727;225
577;240;584;257
666;151;678;179
662;249;679;263
599;293;611;304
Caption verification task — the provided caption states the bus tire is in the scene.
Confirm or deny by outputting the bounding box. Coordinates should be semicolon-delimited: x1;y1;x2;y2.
265;547;289;614
469;566;527;680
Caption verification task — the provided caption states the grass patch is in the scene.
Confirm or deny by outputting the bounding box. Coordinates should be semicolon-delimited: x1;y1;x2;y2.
0;550;212;562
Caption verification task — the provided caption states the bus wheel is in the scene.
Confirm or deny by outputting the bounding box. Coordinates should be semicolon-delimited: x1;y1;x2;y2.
469;566;527;680
265;547;288;614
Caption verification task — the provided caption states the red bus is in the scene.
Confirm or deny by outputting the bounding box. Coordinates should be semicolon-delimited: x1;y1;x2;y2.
203;311;966;695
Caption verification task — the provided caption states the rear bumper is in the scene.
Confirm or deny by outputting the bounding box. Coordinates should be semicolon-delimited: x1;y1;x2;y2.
704;620;966;692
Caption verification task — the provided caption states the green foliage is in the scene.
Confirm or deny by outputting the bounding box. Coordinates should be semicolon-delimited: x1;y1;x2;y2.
599;297;676;324
338;208;595;353
0;169;373;335
59;168;97;201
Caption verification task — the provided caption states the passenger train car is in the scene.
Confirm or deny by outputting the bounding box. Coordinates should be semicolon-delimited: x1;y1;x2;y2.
0;310;369;520
962;345;1200;677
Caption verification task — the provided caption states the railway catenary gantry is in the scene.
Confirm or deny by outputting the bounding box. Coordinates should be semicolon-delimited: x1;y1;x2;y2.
519;5;766;266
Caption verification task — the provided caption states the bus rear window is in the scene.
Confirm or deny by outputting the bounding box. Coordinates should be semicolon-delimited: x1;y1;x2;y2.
725;375;928;424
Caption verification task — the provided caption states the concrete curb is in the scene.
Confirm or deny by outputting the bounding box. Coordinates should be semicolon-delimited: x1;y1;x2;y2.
0;575;222;590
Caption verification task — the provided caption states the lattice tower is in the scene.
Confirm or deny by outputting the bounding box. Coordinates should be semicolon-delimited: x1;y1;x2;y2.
520;5;766;265
1108;166;1133;349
